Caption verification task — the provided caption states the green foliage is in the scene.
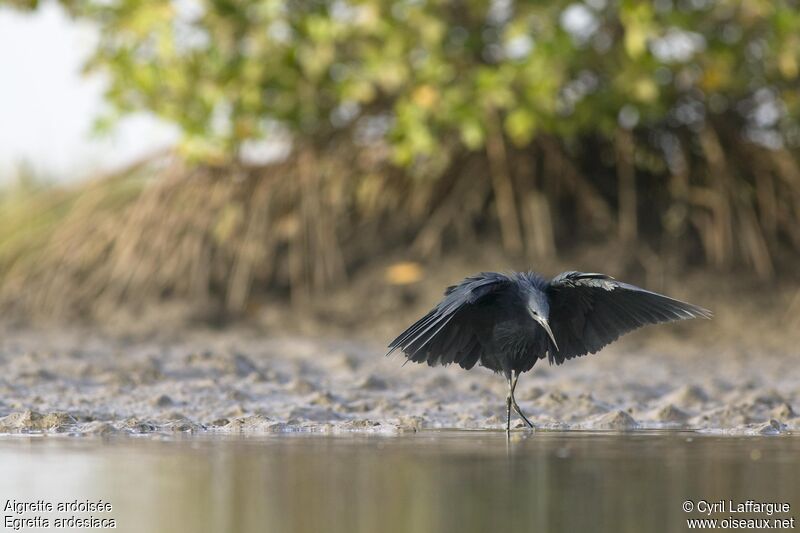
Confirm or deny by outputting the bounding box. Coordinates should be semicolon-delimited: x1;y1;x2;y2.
6;0;800;165
3;0;800;317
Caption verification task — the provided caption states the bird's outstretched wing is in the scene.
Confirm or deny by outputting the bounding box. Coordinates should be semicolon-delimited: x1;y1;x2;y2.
546;271;712;364
387;272;511;369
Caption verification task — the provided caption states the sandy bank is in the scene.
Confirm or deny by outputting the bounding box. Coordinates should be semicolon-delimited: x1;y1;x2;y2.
0;326;797;437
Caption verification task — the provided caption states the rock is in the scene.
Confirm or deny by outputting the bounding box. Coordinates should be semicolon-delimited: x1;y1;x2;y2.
229;353;265;379
757;419;786;435
153;394;175;407
331;353;360;371
0;411;77;432
80;421;120;436
229;389;251;402
224;415;288;433
772;402;796;419
121;418;159;433
572;394;608;417
535;391;569;408
654;404;690;423
519;386;545;401
745;389;786;408
714;405;754;426
289;378;316;394
664;385;709;407
310;392;337;407
396;415;426;431
164;418;201;432
582;410;639;430
133;358;163;384
358;375;388;391
344;419;381;429
288;407;344;422
427;375;452;389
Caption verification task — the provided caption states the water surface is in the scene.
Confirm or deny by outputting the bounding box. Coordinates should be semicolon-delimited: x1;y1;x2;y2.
1;431;798;533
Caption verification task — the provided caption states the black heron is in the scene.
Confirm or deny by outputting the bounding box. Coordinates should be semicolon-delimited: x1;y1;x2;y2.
387;271;711;430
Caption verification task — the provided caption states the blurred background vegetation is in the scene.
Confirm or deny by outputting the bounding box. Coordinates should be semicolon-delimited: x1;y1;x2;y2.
1;0;800;324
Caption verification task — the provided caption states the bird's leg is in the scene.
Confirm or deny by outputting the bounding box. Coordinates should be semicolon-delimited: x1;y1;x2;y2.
510;371;534;429
505;375;513;432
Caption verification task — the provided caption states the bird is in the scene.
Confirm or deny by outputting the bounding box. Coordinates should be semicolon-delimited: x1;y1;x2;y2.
387;271;711;431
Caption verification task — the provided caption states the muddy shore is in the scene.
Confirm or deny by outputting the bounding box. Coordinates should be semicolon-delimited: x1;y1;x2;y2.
0;323;797;436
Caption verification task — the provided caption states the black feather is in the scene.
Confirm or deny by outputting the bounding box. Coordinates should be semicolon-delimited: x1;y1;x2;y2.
546;272;712;364
388;270;711;375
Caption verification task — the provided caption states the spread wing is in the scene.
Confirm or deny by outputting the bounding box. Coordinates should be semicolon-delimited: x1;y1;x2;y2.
546;271;712;365
387;272;511;369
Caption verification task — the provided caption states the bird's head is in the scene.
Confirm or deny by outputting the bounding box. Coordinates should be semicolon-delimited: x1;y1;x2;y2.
525;292;558;351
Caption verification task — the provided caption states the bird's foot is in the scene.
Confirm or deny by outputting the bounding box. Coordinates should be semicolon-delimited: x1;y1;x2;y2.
512;401;535;429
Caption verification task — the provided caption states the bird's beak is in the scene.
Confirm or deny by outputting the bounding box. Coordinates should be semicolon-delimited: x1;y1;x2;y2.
529;311;559;351
540;319;558;351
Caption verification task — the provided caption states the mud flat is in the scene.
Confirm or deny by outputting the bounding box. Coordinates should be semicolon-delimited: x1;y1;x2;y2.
0;326;797;437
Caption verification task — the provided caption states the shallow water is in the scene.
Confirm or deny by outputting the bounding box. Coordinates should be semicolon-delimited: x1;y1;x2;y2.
1;431;798;533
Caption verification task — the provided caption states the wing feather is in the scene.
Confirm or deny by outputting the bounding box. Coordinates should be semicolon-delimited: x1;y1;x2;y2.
546;271;711;364
387;272;512;367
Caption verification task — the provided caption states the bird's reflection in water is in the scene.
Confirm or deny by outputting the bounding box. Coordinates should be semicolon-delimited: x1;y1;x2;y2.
1;432;798;533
